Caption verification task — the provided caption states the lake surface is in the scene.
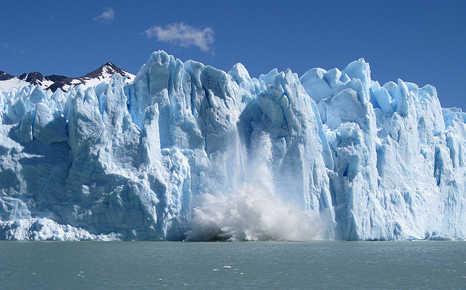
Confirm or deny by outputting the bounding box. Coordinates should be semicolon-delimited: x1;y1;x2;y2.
0;241;465;289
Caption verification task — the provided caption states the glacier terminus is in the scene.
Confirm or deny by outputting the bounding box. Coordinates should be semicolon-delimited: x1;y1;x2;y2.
0;51;465;241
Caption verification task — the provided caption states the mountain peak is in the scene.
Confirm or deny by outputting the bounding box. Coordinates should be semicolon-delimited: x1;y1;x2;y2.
0;63;135;93
19;72;45;85
0;71;14;81
103;62;116;67
83;62;128;80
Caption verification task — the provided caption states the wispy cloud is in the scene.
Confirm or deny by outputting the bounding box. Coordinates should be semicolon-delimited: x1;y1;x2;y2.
1;43;25;55
94;7;114;24
144;22;215;52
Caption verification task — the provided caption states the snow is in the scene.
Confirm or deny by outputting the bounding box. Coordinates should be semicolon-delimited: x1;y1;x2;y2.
0;66;135;94
0;78;30;93
0;51;465;241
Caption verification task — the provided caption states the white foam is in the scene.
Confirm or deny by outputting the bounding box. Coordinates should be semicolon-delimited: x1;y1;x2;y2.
185;133;326;241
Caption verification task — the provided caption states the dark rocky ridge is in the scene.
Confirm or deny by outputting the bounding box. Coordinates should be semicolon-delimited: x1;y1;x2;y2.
1;63;132;92
0;71;14;81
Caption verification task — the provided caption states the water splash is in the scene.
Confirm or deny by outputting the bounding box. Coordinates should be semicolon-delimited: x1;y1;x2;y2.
185;133;326;241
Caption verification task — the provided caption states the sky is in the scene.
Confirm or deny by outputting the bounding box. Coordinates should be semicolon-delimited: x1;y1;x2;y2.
1;0;466;109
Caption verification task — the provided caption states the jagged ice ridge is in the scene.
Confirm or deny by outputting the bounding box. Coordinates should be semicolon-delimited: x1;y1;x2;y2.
0;51;465;241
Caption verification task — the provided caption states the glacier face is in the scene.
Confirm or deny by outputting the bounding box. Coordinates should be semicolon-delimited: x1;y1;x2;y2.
0;51;465;241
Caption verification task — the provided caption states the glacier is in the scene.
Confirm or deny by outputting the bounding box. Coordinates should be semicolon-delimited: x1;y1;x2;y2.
0;50;465;241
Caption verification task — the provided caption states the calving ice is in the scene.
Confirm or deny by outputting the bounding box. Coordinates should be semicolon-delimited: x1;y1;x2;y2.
0;51;465;241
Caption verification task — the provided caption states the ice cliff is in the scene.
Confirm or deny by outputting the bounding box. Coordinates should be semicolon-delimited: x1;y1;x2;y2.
0;51;465;241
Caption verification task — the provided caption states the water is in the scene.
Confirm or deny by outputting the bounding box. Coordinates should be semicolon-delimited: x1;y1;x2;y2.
1;241;465;289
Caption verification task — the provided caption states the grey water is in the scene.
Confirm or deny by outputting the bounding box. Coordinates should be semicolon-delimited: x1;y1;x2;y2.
0;241;465;289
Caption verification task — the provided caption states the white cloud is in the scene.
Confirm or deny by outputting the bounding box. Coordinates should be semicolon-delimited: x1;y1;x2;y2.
94;7;114;24
144;22;214;52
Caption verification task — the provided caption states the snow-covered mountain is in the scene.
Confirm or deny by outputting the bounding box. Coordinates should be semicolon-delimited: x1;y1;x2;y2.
0;63;135;93
0;51;465;241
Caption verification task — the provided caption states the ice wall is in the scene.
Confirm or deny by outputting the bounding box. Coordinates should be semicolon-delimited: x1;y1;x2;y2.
0;51;464;240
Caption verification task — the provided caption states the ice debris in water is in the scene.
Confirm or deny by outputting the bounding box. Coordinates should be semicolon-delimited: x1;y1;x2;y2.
0;51;465;241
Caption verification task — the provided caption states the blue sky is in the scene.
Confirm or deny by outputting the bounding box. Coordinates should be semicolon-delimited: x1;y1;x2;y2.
1;0;466;109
